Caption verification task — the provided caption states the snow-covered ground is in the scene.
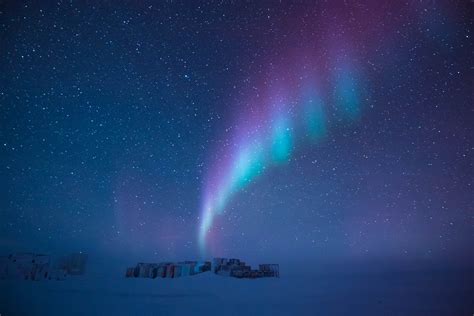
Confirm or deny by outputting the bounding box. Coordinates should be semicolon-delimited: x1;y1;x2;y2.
1;266;472;315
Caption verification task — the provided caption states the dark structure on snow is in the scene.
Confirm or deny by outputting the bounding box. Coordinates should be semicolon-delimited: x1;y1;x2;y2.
125;257;279;280
213;258;279;279
125;261;211;279
0;252;87;281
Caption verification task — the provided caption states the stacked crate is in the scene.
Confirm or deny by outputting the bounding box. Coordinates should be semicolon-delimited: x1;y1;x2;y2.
259;264;280;278
213;257;280;279
53;253;88;276
1;252;85;281
31;255;51;281
125;260;213;279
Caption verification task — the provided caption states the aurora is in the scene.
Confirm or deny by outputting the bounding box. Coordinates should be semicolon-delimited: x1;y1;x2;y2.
198;63;363;256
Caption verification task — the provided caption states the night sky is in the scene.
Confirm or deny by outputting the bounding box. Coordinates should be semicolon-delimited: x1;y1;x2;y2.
1;1;472;269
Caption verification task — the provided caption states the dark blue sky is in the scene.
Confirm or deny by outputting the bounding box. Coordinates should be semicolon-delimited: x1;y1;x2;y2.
0;1;472;268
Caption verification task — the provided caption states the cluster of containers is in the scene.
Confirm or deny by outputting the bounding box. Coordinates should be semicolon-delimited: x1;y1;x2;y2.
125;261;212;279
213;258;279;279
0;253;278;281
125;258;279;280
0;253;88;281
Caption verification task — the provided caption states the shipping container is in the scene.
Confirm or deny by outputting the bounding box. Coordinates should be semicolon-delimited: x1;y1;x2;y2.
174;265;182;278
259;264;280;277
53;253;88;276
157;265;167;278
48;268;67;280
125;267;134;278
179;263;192;276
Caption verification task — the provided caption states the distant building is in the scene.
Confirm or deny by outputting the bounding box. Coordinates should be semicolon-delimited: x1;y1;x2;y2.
155;263;169;278
213;258;279;279
178;262;193;276
212;258;228;272
48;268;68;280
125;258;277;280
125;267;134;278
193;261;211;274
0;252;87;281
259;264;280;278
134;263;154;278
125;260;211;279
31;255;51;281
54;253;88;275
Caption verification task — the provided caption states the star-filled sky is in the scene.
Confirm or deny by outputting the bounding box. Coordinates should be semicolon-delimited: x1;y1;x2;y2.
1;1;472;267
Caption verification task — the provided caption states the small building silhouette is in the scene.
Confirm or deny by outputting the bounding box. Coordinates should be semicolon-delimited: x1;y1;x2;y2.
213;258;279;279
125;261;211;279
0;252;87;281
